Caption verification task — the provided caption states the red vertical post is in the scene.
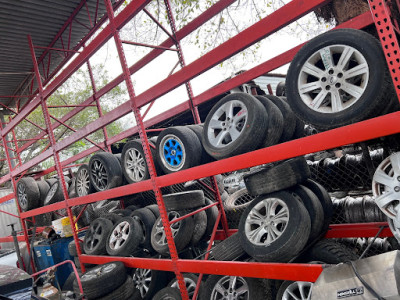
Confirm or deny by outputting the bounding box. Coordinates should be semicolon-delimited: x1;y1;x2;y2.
86;59;111;152
27;35;86;272
0;120;34;273
164;0;230;238
103;1;189;298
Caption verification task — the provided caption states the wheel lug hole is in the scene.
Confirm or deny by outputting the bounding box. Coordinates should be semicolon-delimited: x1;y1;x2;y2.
338;72;343;78
321;77;327;82
328;69;334;75
335;83;341;88
395;186;400;192
326;85;331;90
397;176;400;182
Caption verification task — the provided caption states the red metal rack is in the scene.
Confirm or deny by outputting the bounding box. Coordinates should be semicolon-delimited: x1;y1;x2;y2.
0;0;399;299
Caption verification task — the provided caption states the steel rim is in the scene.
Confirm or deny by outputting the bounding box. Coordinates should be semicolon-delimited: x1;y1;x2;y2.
210;276;249;300
109;220;130;250
17;183;27;209
44;182;58;204
86;220;104;250
207;99;248;148
282;281;313;300
159;134;186;172
91;159;109;190
298;44;369;113
124;148;146;182
82;263;116;281
153;212;181;246
170;276;197;297
76;168;90;196
244;198;289;246
133;268;152;298
372;152;400;218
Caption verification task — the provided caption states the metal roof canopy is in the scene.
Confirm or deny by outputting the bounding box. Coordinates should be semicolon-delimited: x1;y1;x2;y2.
0;0;118;110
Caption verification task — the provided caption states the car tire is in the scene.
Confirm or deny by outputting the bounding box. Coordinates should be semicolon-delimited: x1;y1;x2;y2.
83;217;113;255
156;126;202;174
106;216;143;257
36;180;50;206
202;92;268;160
121;140;152;184
130;207;157;253
132;268;169;300
164;190;205;211
239;191;311;262
286;29;394;130
153;287;182;300
89;152;123;192
16;177;40;212
210;233;245;261
244;157;310;196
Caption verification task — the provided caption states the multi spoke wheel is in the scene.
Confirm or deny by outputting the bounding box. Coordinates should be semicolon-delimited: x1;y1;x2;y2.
89;152;122;192
151;211;195;255
108;220;130;250
75;164;91;197
169;274;198;297
16;177;40;212
156;126;202;174
133;268;153;298
207;100;248;148
200;275;264;300
106;217;143;256
286;29;394;130
160;134;185;171
372;152;400;219
121;140;151;183
202;93;268;160
278;281;313;300
91;159;108;190
244;198;289;246
239;191;311;262
298;45;369;114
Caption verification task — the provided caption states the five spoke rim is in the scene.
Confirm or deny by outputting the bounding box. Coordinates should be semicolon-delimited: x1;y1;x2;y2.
91;160;109;190
282;281;313;300
210;276;249;300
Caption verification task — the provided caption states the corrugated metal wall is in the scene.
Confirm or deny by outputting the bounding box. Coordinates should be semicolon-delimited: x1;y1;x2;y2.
0;188;21;249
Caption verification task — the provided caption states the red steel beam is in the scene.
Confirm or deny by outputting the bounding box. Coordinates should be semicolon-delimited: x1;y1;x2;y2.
80;255;323;282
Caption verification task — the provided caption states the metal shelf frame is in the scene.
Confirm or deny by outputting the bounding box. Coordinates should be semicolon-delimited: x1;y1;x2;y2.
0;0;399;298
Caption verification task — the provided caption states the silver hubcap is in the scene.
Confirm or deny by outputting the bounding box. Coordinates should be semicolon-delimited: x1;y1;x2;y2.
207;100;248;148
372;152;400;218
210;276;249;300
244;198;289;246
298;45;369;113
153;212;181;246
109;221;130;249
170;276;197;297
77;168;90;197
133;269;152;298
91;160;108;190
282;281;313;300
125;148;146;182
17;184;27;208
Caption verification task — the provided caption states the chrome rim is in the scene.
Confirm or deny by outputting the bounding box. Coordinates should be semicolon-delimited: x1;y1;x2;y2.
153;212;181;246
207;100;248;148
109;220;130;250
91;159;108;190
210;276;249;300
372;152;400;218
282;281;313;300
17;183;27;209
76;168;90;196
124;148;146;182
82;263;116;281
133;268;152;298
298;45;369;113
44;182;58;204
159;134;186;172
170;276;197;297
85;220;104;250
244;198;289;246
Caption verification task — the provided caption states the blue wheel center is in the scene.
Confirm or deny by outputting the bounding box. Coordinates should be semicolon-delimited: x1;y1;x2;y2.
163;138;183;167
